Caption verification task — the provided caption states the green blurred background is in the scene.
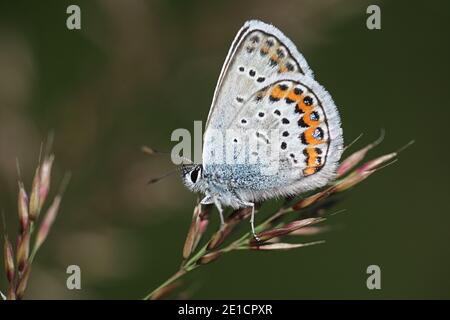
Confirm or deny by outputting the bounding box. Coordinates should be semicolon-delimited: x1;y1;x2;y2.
0;0;449;299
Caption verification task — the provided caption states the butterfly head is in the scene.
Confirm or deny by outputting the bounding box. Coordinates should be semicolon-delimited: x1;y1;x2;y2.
181;163;204;192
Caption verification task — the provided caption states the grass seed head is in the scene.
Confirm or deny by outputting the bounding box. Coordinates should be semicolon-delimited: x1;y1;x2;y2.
3;236;15;283
17;183;29;233
29;167;41;222
16;231;30;272
34;196;61;252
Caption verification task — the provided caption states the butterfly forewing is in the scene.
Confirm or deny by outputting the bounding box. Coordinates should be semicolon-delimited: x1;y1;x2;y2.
205;20;313;131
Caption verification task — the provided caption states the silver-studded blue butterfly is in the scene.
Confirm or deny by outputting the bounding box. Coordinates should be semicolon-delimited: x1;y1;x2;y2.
181;20;343;240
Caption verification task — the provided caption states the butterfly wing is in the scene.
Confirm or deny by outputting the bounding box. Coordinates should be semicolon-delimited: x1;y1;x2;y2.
204;73;343;200
204;20;313;131
202;20;343;202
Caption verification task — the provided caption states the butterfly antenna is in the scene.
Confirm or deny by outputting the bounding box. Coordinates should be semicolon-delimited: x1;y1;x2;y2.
142;145;194;184
141;145;170;156
147;169;179;185
141;145;194;164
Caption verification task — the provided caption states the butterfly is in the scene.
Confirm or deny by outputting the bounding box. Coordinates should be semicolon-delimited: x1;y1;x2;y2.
181;20;344;240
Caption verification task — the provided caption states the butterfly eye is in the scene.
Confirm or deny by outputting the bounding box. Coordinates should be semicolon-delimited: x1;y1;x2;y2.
190;167;201;184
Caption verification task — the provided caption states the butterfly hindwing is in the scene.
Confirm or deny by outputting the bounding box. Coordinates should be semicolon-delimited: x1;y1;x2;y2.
203;74;343;197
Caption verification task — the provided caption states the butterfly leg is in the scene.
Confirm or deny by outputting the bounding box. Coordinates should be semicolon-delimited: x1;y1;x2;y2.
202;195;225;228
213;198;225;227
241;201;260;242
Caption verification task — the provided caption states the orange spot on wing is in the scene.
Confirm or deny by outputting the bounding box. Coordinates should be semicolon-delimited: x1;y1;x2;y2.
287;89;300;102
299;99;313;113
296;97;314;114
303;167;317;176
306;147;318;167
286;89;313;114
278;65;288;73
271;86;285;99
303;147;320;176
302;110;319;127
303;127;323;145
270;54;279;63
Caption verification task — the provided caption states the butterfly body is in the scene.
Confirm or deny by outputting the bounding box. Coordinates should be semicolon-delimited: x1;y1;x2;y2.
181;20;344;238
193;164;287;208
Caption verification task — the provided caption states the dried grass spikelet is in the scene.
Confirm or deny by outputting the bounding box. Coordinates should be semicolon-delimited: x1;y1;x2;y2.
249;217;326;245
1;142;68;300
144;135;412;299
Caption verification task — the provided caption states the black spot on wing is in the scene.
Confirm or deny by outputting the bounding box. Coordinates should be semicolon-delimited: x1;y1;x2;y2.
285;97;295;104
276;48;286;58
294;87;303;95
286;62;295;71
298;117;308;128
300;132;307;145
269;95;280;102
304;96;313;106
269;58;278;67
249;35;260;43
